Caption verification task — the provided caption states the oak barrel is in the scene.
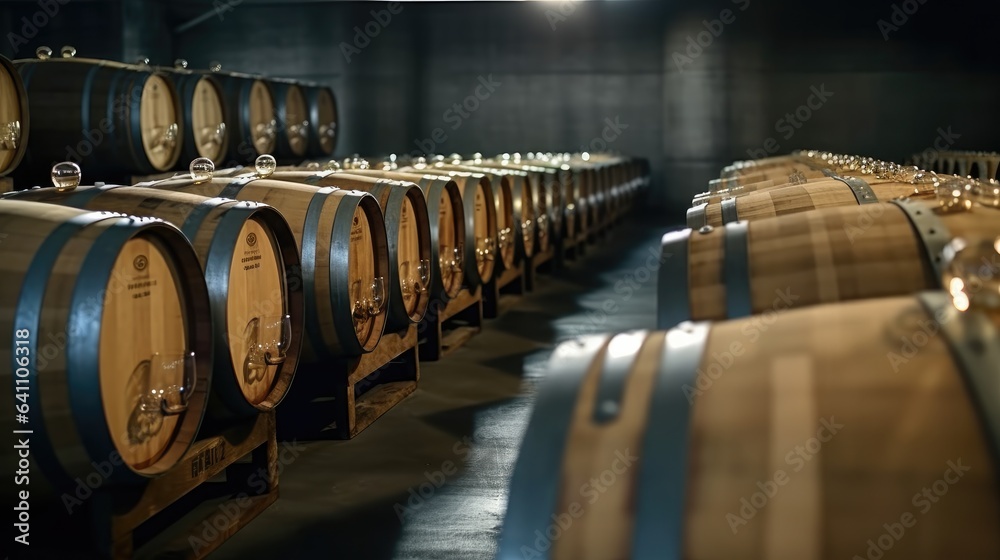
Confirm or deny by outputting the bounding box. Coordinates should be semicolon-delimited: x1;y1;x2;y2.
269;79;310;161
211;72;277;164
15;49;184;178
661;197;1000;327
420;161;518;270
521;156;580;241
434;161;535;264
261;169;433;332
0;53;28;177
489;156;563;252
168;63;229;165
7;179;303;415
500;294;1000;559
399;165;498;288
522;162;557;253
568;158;606;231
0;200;212;486
317;167;467;303
303;84;338;158
139;169;389;358
687;177;926;227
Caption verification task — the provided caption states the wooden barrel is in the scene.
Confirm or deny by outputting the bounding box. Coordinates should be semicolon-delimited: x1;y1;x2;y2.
569;166;592;237
486;157;560;254
168;65;228;165
0;200;213;486
721;154;798;179
400;166;497;287
211;72;277;164
518;157;579;241
138;172;388;358
694;168;866;206
6;182;303;415
726;165;826;185
687;177;926;227
262;169;433;332
500;294;1000;559
434;162;536;265
424;162;518;270
0;54;28;177
303;84;338;158
15;50;184;177
660;198;1000;327
270;79;310;161
520;164;553;254
314;167;466;303
569;159;606;232
599;163;621;222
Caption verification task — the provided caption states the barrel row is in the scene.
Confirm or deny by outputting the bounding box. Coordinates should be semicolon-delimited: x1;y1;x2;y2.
498;149;1000;557
0;150;649;497
0;49;339;184
670;150;1000;325
274;152;646;297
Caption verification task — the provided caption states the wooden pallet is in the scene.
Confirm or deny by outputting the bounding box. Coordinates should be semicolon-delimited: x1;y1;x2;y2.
483;261;525;319
0;176;13;193
92;412;278;560
277;325;420;440
418;286;483;361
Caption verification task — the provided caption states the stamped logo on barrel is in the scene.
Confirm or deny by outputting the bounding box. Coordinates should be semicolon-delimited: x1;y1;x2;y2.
246;232;258;247
134;255;148;271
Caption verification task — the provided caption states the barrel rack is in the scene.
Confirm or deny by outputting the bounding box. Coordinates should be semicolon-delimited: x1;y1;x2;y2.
277;324;420;440
483;261;526;319
418;286;484;361
96;412;278;560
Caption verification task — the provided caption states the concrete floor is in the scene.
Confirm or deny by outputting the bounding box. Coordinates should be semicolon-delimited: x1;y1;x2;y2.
209;220;665;560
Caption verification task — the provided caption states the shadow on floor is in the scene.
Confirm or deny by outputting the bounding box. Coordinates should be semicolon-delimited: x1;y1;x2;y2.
167;218;672;560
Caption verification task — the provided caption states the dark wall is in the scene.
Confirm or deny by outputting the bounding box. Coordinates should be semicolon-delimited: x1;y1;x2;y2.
163;1;667;205
169;2;421;159
3;0;1000;219
0;0;124;60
